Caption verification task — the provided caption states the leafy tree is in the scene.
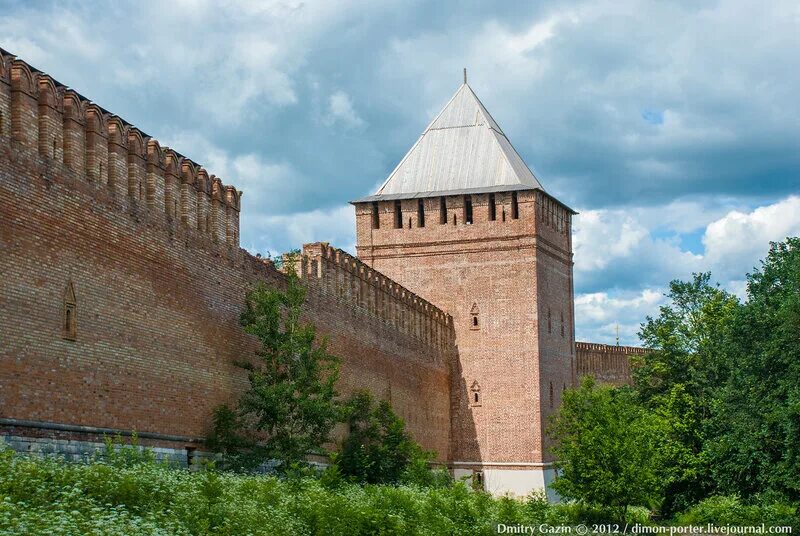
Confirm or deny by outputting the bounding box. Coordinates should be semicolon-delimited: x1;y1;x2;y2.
633;272;740;514
336;390;443;486
549;377;669;522
706;238;800;500
209;258;341;470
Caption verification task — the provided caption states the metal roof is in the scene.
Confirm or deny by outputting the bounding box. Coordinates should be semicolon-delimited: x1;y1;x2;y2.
353;83;545;203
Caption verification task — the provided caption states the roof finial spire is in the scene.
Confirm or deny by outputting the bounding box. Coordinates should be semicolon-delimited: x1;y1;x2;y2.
463;68;467;85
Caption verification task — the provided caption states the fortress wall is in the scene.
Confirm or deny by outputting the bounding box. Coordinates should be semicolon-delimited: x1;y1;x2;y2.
574;342;647;386
0;50;453;461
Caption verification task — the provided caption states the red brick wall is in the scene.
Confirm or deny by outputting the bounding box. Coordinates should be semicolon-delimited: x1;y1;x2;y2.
355;190;575;465
575;342;646;387
0;51;453;461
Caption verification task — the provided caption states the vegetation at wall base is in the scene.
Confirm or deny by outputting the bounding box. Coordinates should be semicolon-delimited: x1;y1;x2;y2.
208;257;342;472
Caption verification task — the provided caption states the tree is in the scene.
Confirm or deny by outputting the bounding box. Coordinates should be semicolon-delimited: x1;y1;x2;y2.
633;273;740;514
208;258;341;470
706;238;800;500
336;390;440;485
550;377;669;522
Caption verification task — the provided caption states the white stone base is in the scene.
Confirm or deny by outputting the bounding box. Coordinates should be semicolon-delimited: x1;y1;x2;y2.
453;464;559;501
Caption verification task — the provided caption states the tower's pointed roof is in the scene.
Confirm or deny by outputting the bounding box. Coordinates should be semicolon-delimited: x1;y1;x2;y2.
354;82;544;202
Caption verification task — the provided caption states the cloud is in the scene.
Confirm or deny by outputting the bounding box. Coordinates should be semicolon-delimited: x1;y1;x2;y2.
575;288;665;345
703;195;800;279
573;195;800;344
2;0;797;347
323;91;366;129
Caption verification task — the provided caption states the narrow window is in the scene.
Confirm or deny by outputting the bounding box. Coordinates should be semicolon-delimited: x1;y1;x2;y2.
417;199;425;227
502;207;506;222
62;281;77;341
547;307;552;334
439;197;447;224
408;217;412;229
394;200;402;229
560;312;565;337
470;303;480;330
472;470;484;491
371;202;380;229
453;213;457;225
464;195;473;224
511;192;519;219
185;447;197;469
470;380;481;407
488;193;496;221
549;382;554;408
52;138;57;158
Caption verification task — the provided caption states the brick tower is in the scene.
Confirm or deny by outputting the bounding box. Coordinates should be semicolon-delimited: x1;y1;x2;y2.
352;80;576;498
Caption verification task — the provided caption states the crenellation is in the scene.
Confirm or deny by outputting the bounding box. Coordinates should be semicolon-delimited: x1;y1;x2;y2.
146;139;165;217
164;149;181;220
84;104;108;184
301;242;454;345
62;90;85;173
126;128;146;209
106;115;128;199
0;50;242;251
180;159;198;230
10;59;37;149
36;74;62;162
196;168;210;235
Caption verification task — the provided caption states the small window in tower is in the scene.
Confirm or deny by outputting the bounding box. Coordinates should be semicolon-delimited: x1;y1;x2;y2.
549;382;554;408
439;197;447;224
511;192;519;219
185;447;197;469
470;303;480;330
371;202;380;229
502;207;506;222
408;217;412;229
488;193;496;221
472;470;484;490
464;195;473;224
453;213;457;225
470;380;481;407
418;199;425;227
547;307;552;334
62;281;77;341
52;138;57;158
394;200;403;229
560;312;565;337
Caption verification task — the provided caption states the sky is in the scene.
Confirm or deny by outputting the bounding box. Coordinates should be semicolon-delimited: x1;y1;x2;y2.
2;0;798;345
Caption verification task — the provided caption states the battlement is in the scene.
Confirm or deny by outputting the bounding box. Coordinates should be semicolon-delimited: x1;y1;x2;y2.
0;48;242;248
575;342;649;387
296;242;455;351
574;342;649;355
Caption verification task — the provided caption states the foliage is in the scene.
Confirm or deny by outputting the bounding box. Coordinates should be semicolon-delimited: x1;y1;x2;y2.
633;272;740;514
209;255;341;471
0;443;567;536
705;238;800;501
674;495;799;529
549;377;669;521
336;390;449;487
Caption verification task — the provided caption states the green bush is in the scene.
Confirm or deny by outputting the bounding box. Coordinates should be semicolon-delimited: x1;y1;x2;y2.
0;443;555;535
674;495;799;529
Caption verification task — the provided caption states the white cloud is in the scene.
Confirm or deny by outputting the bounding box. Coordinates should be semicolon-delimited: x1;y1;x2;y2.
323;90;366;129
703;195;800;279
575;288;665;345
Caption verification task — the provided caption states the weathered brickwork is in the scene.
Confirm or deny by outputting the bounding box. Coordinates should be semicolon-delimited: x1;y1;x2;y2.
0;50;454;461
575;342;647;387
354;190;576;469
